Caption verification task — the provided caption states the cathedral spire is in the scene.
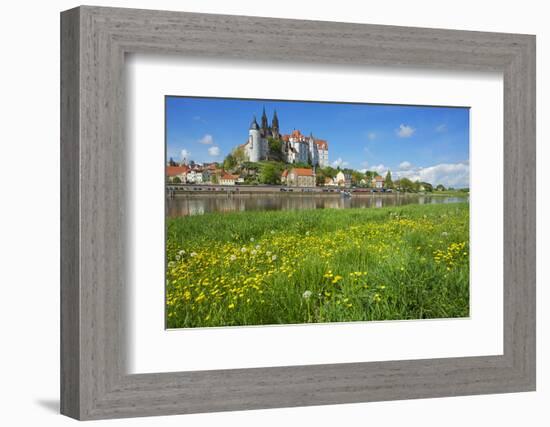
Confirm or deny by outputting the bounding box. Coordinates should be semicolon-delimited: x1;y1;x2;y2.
272;109;279;129
261;106;269;131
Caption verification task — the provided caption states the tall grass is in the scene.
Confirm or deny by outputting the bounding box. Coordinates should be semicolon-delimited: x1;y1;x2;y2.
166;203;469;328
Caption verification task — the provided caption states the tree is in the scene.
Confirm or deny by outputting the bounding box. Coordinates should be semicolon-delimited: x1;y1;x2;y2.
211;174;219;184
420;182;433;192
351;170;365;186
223;153;237;170
321;166;337;178
435;184;446;191
168;157;177;166
232;146;246;165
259;163;280;185
267;137;282;154
385;170;393;189
399;177;415;192
172;176;181;183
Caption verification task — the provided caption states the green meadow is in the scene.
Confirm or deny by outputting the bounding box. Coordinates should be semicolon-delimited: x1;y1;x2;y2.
166;203;469;328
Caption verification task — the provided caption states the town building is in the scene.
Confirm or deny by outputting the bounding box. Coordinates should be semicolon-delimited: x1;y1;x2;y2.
335;171;352;187
372;175;385;189
242;108;329;166
166;165;189;183
186;169;203;184
220;172;239;186
284;168;316;187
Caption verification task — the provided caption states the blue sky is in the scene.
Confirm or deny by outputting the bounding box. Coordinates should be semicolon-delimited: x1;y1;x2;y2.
166;96;470;187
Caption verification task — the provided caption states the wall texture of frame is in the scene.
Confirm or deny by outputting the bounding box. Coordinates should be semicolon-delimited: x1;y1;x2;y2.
60;6;536;420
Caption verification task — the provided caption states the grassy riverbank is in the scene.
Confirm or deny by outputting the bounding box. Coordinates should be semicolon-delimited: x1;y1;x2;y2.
166;203;469;328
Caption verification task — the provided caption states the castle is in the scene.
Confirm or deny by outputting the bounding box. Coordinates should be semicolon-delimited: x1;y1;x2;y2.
243;108;329;167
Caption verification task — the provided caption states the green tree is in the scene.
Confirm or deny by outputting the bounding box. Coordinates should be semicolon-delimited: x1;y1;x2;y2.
232;146;246;165
322;166;337;178
223;153;237;170
267;137;282;154
399;177;415;192
384;170;393;189
259;163;280;185
435;184;446;191
172;176;181;183
351;170;365;186
211;174;219;184
420;182;433;192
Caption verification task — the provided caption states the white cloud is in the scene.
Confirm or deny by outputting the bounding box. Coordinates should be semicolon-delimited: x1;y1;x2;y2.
198;134;214;145
395;162;469;188
208;146;221;157
370;164;388;175
180;149;191;160
396;124;415;138
399;161;413;170
435;123;447;132
367;132;376;140
332;158;349;168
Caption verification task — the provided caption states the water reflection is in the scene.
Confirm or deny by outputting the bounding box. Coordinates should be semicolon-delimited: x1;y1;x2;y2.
167;194;468;218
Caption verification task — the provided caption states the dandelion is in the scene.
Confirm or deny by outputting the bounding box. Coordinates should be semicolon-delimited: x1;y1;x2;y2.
270;230;275;234
266;251;272;256
251;250;257;255
305;231;310;236
167;261;175;268
230;254;237;261
302;290;312;299
190;252;197;257
442;231;449;237
175;255;181;261
250;237;255;242
271;255;277;261
178;249;186;256
255;244;260;250
332;275;343;284
241;247;247;253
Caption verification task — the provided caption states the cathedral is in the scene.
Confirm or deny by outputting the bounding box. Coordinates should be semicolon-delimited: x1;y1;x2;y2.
243;108;329;167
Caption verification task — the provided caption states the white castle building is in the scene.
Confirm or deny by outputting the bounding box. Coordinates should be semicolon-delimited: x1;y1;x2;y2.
243;108;329;167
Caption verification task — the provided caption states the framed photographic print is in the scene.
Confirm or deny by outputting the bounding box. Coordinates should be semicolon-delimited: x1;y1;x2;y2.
61;6;536;420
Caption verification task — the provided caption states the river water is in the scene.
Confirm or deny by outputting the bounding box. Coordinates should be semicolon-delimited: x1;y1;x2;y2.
166;193;468;217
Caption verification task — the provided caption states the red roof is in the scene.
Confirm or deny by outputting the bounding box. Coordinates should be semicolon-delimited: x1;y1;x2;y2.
221;173;239;180
281;170;288;177
315;139;328;149
290;168;314;177
166;166;189;177
373;175;385;182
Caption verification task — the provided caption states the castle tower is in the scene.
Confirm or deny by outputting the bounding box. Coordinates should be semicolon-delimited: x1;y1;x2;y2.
271;110;280;139
308;132;319;166
248;115;261;162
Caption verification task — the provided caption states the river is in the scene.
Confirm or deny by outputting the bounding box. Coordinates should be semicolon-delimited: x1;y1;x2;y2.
166;193;468;217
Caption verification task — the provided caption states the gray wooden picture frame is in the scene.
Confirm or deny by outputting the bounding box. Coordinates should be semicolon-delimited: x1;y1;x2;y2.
60;5;536;420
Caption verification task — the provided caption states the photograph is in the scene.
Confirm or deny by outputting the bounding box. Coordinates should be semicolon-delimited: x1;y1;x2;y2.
164;97;470;329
